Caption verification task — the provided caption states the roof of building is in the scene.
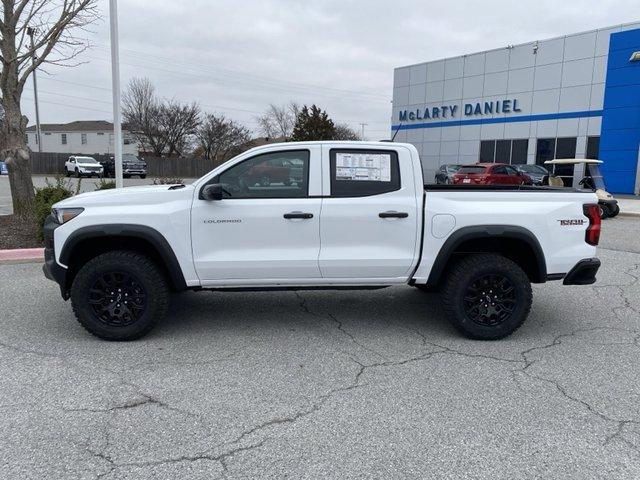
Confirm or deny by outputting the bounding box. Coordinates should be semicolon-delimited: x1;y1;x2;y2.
26;120;123;132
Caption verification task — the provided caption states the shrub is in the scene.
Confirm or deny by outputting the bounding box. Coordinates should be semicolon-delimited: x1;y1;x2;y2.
94;178;116;190
153;177;183;185
33;176;74;241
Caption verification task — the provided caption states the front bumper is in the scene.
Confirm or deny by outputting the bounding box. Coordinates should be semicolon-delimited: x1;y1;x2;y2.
42;215;69;299
563;258;601;285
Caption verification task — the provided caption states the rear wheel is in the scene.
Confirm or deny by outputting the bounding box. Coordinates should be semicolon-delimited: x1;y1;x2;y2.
441;254;532;340
70;251;169;341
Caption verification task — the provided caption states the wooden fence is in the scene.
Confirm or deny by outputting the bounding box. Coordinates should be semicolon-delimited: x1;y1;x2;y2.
29;152;217;178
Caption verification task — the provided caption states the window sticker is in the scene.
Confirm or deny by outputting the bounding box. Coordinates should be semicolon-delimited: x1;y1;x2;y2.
335;153;391;182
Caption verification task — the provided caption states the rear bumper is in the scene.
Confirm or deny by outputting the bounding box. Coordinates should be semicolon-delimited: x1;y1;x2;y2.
563;258;601;285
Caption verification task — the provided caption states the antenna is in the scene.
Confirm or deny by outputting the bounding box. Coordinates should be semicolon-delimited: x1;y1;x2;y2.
390;121;403;142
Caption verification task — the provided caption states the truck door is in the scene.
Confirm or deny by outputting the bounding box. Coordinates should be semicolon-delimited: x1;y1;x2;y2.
319;147;420;280
191;146;322;283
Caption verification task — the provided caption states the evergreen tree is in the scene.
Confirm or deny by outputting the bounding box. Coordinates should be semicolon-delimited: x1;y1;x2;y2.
290;105;336;141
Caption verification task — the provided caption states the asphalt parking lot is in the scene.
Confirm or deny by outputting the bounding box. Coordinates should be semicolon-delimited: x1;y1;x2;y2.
0;217;639;479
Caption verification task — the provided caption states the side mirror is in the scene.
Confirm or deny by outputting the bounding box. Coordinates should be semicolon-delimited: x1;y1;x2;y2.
201;183;224;201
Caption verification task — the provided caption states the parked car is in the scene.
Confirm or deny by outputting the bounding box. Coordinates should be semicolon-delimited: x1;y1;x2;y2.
44;141;601;342
434;164;462;184
514;164;549;185
453;163;532;186
64;156;103;178
100;154;147;179
245;157;295;186
0;161;8;175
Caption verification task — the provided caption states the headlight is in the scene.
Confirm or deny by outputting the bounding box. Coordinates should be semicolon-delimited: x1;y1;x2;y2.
51;207;84;224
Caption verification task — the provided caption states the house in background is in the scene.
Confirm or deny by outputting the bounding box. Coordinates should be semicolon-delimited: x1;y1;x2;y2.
26;120;139;155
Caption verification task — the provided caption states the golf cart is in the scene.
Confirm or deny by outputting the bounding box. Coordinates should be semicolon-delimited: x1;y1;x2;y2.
543;159;619;218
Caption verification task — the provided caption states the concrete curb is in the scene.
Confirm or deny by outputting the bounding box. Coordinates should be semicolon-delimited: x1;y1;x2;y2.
618;211;640;218
0;248;44;265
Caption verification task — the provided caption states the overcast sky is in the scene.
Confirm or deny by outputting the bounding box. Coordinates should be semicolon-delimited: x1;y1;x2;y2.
20;0;639;140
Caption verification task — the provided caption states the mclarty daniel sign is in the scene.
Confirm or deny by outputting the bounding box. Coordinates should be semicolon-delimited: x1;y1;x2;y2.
398;98;522;122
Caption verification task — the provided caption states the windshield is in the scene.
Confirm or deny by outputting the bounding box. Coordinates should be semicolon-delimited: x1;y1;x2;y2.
122;154;141;162
584;164;607;190
518;165;548;175
76;157;98;164
458;166;487;174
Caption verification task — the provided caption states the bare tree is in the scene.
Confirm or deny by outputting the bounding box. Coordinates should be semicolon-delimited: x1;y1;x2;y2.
122;77;165;156
196;113;250;166
255;102;299;139
0;0;98;216
157;99;200;156
333;123;361;141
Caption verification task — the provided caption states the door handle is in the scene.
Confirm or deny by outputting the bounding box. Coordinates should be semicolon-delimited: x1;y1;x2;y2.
284;211;314;219
379;211;409;219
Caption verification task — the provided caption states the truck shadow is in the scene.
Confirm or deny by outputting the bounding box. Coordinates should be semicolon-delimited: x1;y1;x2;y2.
158;286;455;340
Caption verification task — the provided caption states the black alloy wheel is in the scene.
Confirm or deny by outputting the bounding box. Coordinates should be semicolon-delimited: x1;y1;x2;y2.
88;271;147;327
463;274;517;327
70;250;169;341
441;253;532;340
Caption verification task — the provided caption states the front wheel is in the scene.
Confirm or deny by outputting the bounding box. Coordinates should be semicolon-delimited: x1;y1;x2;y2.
440;254;532;340
70;251;169;341
75;169;81;178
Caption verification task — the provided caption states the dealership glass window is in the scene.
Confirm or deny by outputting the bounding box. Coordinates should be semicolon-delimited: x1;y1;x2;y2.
479;141;495;163
555;137;577;159
511;139;528;164
535;138;555;165
587;136;600;159
479;139;529;164
215;150;309;199
330;149;400;197
61;133;67;145
495;140;511;163
81;133;87;145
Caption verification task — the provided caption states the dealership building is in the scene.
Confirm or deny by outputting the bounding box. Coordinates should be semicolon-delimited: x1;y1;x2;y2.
391;22;640;194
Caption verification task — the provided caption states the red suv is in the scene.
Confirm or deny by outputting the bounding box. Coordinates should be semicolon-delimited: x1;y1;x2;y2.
452;163;532;186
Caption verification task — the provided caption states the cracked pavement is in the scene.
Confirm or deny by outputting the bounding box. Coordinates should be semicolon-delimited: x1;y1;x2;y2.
1;216;639;479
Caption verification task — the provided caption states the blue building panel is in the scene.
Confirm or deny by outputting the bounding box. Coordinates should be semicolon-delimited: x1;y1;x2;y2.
599;28;640;194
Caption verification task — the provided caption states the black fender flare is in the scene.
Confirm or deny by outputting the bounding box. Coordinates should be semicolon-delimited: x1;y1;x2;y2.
59;224;187;290
426;225;547;285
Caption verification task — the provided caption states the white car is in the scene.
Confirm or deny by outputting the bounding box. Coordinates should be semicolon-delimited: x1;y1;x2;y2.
64;156;103;178
44;141;601;341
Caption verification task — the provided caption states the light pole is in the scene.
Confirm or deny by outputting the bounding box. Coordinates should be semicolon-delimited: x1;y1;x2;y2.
109;0;123;188
359;123;367;140
26;27;42;153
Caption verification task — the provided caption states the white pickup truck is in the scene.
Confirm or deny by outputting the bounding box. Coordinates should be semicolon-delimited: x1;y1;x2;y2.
43;141;602;341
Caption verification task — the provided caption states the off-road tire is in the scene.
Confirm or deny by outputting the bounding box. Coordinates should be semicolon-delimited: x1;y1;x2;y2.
609;204;620;218
70;250;169;341
441;254;532;340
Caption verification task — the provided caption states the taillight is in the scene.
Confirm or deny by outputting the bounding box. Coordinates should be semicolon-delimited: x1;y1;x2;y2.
583;204;601;246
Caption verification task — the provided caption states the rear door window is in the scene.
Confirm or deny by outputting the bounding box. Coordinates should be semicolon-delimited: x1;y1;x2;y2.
329;149;400;197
